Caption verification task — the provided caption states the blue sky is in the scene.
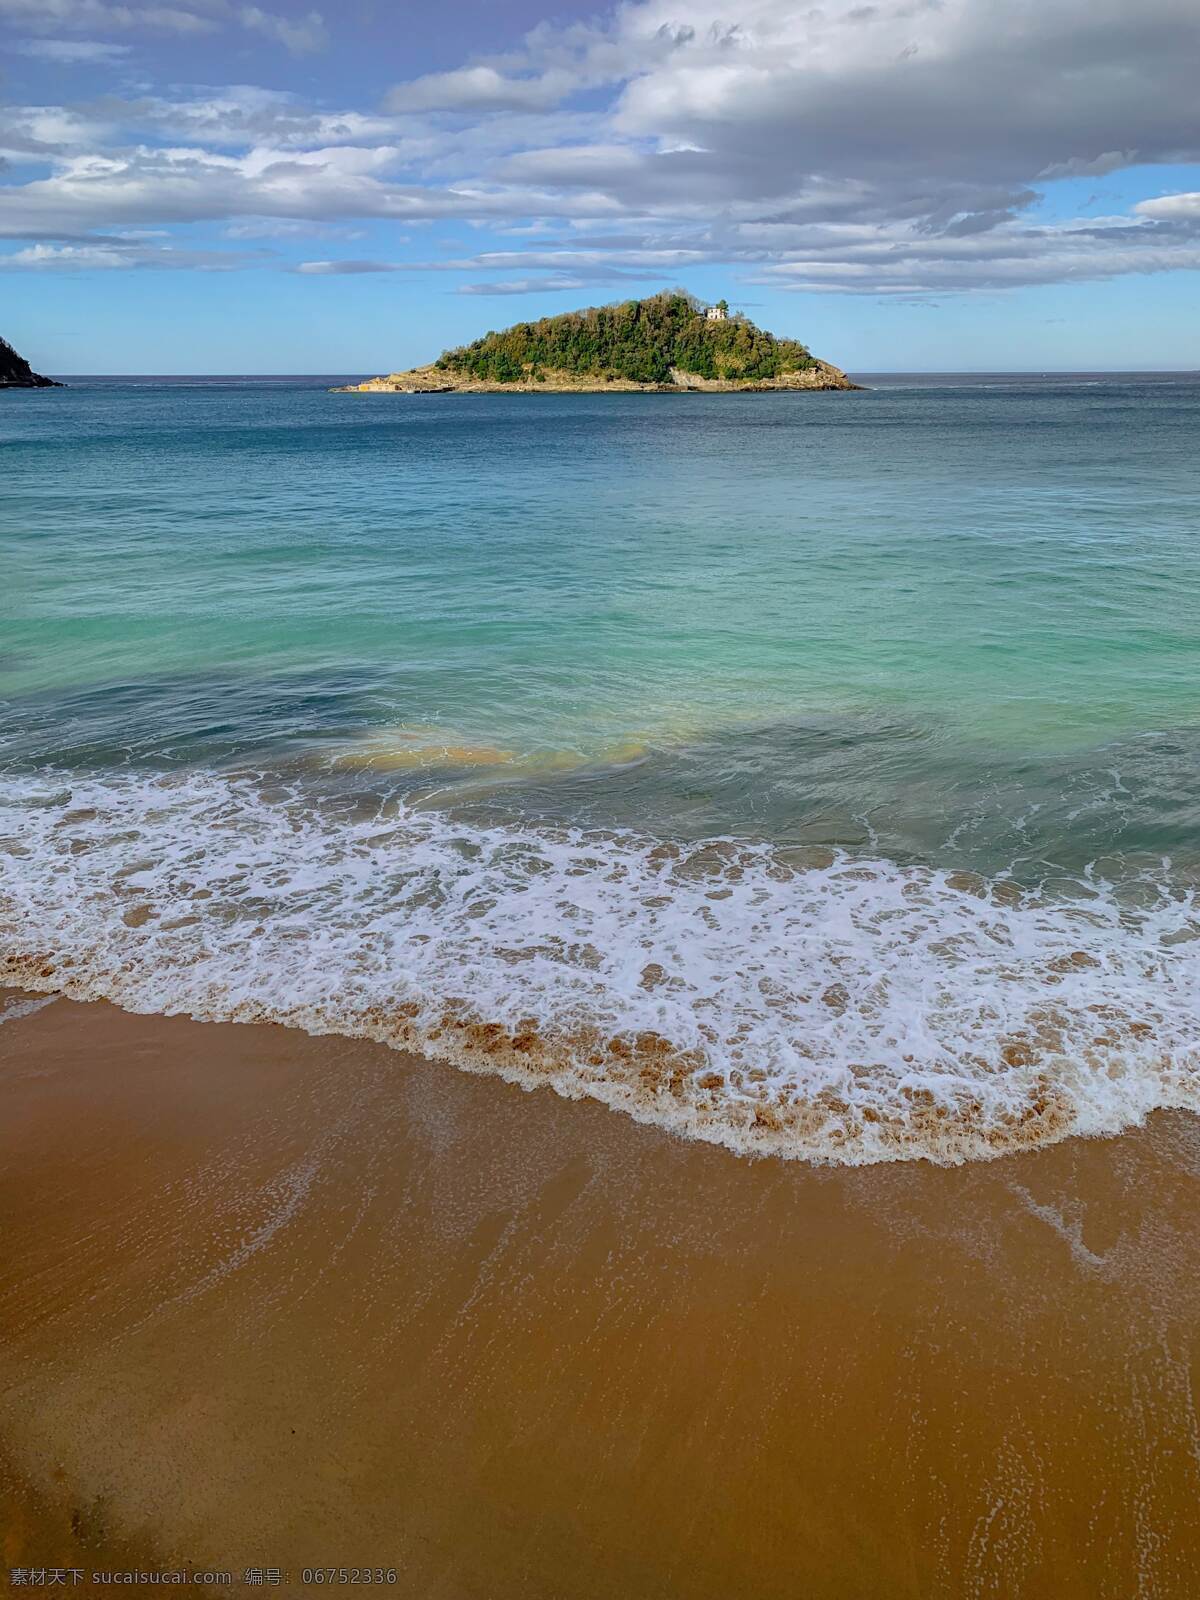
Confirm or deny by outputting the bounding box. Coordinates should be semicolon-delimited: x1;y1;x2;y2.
2;0;1199;373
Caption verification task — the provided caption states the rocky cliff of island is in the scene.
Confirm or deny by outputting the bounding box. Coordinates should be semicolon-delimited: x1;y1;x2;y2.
334;292;859;394
0;336;60;388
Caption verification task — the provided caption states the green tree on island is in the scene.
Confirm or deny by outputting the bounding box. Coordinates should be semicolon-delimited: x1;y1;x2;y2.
435;292;814;386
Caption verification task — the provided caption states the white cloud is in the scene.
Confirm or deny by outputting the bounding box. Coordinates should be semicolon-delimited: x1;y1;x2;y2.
1135;192;1200;222
496;145;643;185
0;137;615;238
0;0;327;51
1038;152;1137;181
3;241;129;267
0;105;115;159
295;258;402;274
458;275;590;295
0;0;213;36
385;66;572;115
83;89;410;153
238;5;326;56
226;217;365;238
0;238;245;267
9;38;132;61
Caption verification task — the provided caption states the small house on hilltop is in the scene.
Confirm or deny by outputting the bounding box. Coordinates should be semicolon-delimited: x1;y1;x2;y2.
705;300;729;322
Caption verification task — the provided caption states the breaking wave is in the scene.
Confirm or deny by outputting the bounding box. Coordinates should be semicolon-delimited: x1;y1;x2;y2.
2;769;1198;1165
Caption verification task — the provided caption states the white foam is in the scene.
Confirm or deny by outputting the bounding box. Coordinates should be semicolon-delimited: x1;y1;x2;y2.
2;769;1197;1165
0;992;58;1025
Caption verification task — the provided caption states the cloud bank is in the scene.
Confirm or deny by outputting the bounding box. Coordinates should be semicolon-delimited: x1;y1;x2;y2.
2;0;1199;294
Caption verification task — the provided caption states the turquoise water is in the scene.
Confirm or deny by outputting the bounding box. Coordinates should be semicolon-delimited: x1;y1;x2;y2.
3;377;1199;1162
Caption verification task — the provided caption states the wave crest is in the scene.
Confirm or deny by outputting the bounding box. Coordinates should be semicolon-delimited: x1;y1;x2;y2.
2;770;1198;1164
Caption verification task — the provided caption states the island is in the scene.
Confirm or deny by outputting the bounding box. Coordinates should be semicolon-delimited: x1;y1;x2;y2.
333;292;859;393
0;335;61;388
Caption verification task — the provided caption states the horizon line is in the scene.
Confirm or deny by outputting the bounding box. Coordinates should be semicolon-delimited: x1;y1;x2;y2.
37;366;1200;379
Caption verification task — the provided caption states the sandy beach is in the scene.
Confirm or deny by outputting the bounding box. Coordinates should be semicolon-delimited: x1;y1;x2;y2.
6;0;1200;1588
2;985;1198;1596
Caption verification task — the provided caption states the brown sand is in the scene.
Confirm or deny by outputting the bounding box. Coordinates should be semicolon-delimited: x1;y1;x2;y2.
2;987;1199;1597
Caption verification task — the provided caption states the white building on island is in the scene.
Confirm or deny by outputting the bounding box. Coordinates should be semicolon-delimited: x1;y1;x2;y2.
705;301;729;321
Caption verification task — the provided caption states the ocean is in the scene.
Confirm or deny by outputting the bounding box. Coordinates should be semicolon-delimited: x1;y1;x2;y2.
3;373;1198;1163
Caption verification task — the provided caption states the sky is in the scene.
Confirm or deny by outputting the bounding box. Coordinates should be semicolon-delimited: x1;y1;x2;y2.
1;0;1199;373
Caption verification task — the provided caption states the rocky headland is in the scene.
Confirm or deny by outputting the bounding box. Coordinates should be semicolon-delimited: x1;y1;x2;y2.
0;336;61;389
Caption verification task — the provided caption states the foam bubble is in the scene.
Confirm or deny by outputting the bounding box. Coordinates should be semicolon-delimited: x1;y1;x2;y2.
2;769;1197;1165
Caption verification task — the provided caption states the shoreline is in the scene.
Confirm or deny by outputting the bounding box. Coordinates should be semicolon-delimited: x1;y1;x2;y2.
7;766;1193;1175
3;987;1200;1595
330;360;861;393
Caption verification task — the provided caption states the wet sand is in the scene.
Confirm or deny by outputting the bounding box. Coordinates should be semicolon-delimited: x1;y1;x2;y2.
2;987;1199;1597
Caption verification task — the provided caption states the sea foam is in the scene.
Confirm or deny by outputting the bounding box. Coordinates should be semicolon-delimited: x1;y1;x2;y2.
2;769;1197;1165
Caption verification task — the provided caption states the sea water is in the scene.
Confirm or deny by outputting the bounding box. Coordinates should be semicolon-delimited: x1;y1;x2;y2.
3;374;1198;1161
